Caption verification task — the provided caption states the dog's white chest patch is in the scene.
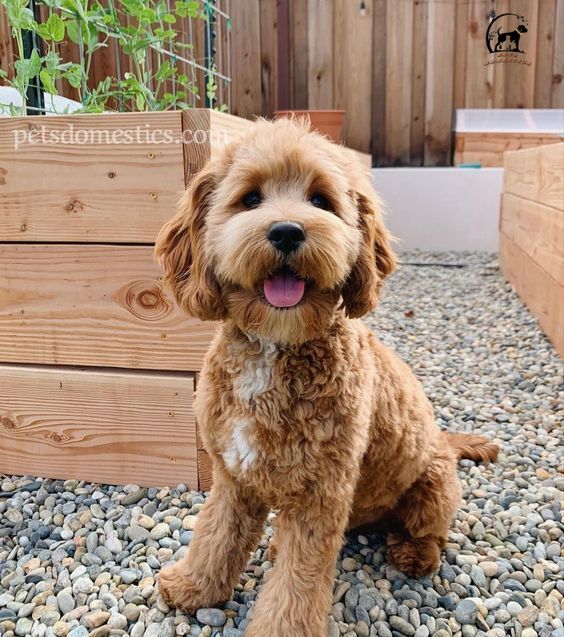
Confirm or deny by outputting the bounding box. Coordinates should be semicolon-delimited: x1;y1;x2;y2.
223;419;258;473
234;336;278;402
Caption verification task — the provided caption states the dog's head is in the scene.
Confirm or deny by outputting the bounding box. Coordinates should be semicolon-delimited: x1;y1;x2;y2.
517;24;528;33
156;118;396;344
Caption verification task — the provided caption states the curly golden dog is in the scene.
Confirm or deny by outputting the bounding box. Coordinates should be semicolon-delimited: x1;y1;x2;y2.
155;118;499;637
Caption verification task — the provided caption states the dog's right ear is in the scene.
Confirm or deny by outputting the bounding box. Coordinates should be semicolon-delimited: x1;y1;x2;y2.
155;162;226;321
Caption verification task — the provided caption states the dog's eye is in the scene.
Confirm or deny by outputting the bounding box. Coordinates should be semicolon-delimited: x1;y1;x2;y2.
310;193;332;211
241;190;262;209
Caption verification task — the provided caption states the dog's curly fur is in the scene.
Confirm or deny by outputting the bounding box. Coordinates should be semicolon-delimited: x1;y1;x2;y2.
155;118;499;637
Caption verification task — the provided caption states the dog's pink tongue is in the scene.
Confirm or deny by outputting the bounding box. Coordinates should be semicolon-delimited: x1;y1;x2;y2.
263;272;305;308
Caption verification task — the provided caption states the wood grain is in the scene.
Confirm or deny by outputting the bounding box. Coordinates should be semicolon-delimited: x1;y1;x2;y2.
424;0;455;166
333;0;373;153
230;0;262;118
260;0;279;116
552;0;564;108
503;0;538;109
385;0;413;164
308;0;334;109
0;365;198;488
409;0;428;166
534;0;557;107
0;244;217;371
0;112;185;243
371;0;386;166
289;0;309;109
464;0;492;108
454;133;562;167
500;232;564;357
503;142;564;208
501;193;564;284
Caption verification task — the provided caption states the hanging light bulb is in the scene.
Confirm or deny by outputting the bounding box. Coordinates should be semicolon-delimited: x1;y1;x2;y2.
360;0;367;17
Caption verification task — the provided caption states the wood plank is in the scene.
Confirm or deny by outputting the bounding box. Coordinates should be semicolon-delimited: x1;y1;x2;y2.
424;0;455;166
503;143;564;208
503;0;539;108
385;0;413;164
409;0;428;166
230;0;262;118
333;0;373;153
455;132;562;167
0;245;217;371
501;193;564;283
534;0;558;107
0;365;198;487
308;0;334;109
0;112;185;243
260;0;278;116
371;0;387;166
553;0;564;107
453;1;468;109
289;0;309;109
500;232;564;357
465;0;492;107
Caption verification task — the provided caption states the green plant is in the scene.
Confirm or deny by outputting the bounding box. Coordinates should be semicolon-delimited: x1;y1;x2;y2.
0;0;227;114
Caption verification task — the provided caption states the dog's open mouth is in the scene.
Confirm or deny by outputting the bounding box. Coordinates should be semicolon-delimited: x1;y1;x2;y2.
263;267;306;308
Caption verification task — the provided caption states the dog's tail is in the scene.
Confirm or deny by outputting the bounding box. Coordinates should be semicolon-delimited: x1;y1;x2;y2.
445;432;499;464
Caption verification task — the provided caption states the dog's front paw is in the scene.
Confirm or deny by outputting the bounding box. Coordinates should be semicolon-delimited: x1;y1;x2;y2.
387;534;441;577
159;564;231;612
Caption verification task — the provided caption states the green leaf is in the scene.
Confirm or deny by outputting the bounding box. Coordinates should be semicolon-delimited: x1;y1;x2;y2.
46;13;65;41
28;49;41;78
40;68;58;94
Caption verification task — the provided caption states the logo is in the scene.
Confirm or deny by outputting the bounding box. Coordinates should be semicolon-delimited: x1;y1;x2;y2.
485;12;531;66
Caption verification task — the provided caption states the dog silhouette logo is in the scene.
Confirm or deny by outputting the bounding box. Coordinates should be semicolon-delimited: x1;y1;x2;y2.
486;13;529;54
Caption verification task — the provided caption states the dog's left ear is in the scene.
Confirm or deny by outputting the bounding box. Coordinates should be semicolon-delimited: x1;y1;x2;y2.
341;190;397;318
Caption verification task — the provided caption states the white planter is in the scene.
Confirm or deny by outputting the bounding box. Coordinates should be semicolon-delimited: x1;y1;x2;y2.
373;167;504;253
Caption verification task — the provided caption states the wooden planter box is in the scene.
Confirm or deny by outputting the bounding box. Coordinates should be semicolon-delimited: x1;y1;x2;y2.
500;143;564;356
455;132;563;167
0;110;251;489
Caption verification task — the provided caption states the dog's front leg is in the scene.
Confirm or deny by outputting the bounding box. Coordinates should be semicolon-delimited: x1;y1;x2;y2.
159;467;268;612
246;495;350;637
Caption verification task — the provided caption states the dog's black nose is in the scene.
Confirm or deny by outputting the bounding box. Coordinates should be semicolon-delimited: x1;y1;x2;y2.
267;221;306;254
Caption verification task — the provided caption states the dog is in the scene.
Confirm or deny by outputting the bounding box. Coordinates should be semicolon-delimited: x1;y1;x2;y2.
155;118;499;637
495;23;528;52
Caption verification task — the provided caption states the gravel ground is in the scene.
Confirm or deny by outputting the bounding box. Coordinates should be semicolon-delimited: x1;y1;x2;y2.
1;251;562;637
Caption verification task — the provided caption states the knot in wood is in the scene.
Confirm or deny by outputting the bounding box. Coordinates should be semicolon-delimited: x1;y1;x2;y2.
121;280;172;321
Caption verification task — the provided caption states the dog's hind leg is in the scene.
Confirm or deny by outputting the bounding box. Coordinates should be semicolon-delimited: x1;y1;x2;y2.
159;467;268;611
386;436;462;577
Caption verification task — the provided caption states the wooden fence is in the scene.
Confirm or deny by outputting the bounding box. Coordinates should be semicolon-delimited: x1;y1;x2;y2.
230;0;564;165
1;0;563;165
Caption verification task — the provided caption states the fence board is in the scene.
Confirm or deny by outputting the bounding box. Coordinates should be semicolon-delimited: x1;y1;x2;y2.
227;0;262;118
260;0;278;116
333;0;373;153
385;0;413;164
424;0;455;166
289;0;308;109
307;0;334;109
0;365;198;488
0;244;216;371
370;0;387;166
553;0;564;108
534;0;558;107
409;0;428;166
503;0;539;109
